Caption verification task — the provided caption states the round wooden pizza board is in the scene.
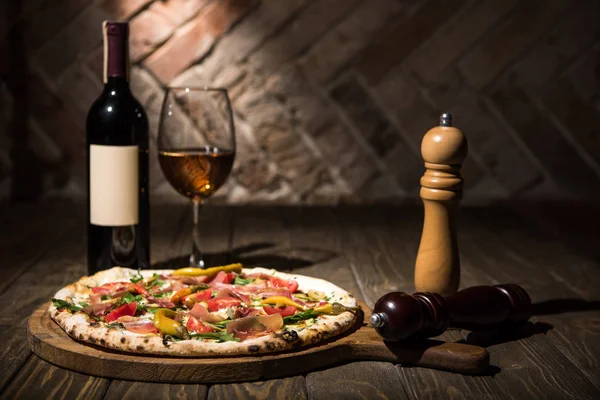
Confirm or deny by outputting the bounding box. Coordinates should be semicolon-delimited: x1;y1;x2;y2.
27;301;490;383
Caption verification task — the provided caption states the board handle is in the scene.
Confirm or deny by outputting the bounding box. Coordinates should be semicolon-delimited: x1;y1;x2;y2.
348;324;490;375
386;340;490;375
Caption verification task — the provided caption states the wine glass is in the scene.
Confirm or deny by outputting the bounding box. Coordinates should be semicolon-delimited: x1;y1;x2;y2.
158;87;235;269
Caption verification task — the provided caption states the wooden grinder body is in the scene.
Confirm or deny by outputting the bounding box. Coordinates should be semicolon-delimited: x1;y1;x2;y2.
414;115;467;296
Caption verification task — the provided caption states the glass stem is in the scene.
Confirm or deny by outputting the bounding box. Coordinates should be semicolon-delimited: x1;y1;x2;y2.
190;199;205;268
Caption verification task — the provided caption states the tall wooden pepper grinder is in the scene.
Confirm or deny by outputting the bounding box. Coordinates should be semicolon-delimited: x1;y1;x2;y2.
414;113;468;296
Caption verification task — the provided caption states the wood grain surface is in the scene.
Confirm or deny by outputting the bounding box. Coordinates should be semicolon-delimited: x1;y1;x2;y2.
456;208;600;399
208;376;307;400
104;380;208;400
0;356;109;400
306;361;409;400
0;202;80;295
1;203;599;399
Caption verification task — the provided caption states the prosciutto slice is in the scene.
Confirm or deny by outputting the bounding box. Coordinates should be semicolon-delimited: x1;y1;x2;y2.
117;317;158;334
90;282;130;295
240;281;269;291
82;301;116;316
234;307;262;319
89;292;103;304
244;273;274;280
214;288;250;304
147;296;175;309
256;288;292;299
208;282;237;291
170;275;209;286
226;314;284;341
189;303;227;323
210;281;268;295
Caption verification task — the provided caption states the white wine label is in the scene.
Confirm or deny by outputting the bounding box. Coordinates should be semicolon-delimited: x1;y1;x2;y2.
90;144;139;226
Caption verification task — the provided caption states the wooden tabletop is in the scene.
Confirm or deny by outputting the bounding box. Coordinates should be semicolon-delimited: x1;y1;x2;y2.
1;202;599;399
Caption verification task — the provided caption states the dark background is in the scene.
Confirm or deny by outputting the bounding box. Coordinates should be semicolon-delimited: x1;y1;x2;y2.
1;0;599;206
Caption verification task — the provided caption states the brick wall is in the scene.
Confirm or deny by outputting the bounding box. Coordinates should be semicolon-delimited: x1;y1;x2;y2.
1;0;599;205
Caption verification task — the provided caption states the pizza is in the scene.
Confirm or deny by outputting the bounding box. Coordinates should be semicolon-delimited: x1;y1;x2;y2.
49;264;361;356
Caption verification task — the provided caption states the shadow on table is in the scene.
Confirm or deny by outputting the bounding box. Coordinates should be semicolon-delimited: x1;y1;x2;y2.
459;298;600;349
460;321;553;348
531;298;600;315
152;242;338;270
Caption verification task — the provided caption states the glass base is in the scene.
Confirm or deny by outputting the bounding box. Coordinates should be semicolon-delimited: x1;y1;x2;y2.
190;255;205;269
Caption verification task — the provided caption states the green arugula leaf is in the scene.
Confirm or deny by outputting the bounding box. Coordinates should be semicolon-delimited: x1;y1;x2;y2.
106;322;124;330
147;280;161;289
233;276;255;286
79;302;89;307
282;308;320;324
147;273;166;289
213;320;232;329
292;293;311;301
101;295;111;301
120;292;135;304
191;332;240;342
130;268;144;283
119;292;144;305
153;292;171;298
114;292;146;314
203;320;232;331
52;298;82;313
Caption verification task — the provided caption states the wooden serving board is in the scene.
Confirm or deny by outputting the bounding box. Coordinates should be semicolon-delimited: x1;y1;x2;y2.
27;301;490;383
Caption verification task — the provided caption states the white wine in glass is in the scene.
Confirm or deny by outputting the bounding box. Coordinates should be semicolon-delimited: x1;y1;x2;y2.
158;87;235;269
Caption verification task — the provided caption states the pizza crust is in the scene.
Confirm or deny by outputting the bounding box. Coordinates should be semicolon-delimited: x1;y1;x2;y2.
49;267;360;357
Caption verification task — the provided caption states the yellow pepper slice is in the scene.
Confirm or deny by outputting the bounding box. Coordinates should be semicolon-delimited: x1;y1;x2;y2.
260;296;305;309
172;263;243;277
170;285;206;305
153;309;190;339
313;303;333;314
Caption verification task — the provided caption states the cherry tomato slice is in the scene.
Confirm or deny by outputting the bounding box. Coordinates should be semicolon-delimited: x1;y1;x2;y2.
182;289;213;308
183;289;212;303
105;302;137;322
186;316;213;333
263;305;296;317
129;283;149;296
269;277;299;293
206;297;241;312
211;271;235;284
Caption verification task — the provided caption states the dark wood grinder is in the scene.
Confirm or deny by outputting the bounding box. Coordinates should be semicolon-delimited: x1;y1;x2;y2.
370;284;532;341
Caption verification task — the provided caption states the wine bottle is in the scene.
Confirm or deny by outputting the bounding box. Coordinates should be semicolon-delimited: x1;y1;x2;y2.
86;21;150;274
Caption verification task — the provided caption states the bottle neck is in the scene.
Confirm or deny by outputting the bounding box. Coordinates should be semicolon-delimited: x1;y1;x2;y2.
103;21;129;83
104;77;130;92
